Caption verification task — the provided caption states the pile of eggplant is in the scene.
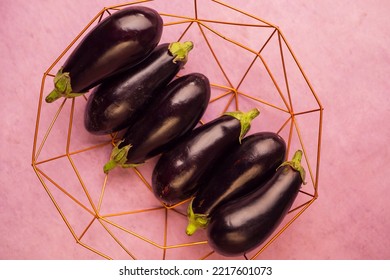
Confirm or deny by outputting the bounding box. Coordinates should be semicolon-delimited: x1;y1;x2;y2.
46;5;306;258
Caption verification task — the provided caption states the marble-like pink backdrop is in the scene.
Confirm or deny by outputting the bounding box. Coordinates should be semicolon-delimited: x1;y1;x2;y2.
1;0;389;259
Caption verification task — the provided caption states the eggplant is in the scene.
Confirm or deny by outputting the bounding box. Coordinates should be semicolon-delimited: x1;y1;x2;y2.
103;73;211;173
186;132;286;236
84;41;194;135
151;108;260;206
45;6;163;103
206;150;306;257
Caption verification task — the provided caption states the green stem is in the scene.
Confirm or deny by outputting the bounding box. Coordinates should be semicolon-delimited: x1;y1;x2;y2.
224;108;260;142
185;199;210;236
278;150;306;184
103;141;133;174
103;159;118;174
168;41;194;63
45;68;85;103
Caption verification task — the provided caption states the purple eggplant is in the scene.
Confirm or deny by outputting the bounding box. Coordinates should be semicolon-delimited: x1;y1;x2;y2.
151;108;260;206
206;150;306;257
103;73;211;173
45;6;163;103
186;132;286;236
84;41;194;135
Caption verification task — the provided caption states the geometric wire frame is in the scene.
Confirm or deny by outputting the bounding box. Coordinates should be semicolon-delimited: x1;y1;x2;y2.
32;0;324;260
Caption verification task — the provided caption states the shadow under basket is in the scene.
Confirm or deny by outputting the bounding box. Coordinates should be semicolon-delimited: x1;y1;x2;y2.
31;0;324;260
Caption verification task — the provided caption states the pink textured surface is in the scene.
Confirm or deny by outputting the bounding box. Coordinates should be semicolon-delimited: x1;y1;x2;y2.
1;0;389;259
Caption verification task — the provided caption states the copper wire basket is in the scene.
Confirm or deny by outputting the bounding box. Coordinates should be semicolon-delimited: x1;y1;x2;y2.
31;0;323;260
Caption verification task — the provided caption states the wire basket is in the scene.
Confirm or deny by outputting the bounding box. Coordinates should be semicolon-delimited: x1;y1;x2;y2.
31;0;323;260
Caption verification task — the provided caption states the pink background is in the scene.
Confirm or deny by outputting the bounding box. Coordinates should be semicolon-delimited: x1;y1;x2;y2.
1;0;389;259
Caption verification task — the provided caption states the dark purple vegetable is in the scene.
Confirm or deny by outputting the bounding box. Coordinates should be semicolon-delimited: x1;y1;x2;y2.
84;41;194;135
103;73;211;173
151;108;260;206
186;132;286;236
45;6;163;103
206;150;306;257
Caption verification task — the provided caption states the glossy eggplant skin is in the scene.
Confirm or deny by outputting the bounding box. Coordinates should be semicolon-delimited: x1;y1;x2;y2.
103;73;211;172
186;132;286;235
84;42;191;135
206;150;305;257
45;6;163;103
151;109;260;206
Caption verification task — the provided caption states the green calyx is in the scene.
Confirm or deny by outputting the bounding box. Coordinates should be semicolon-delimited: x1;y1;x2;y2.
278;149;307;184
224;108;260;143
45;68;84;103
185;199;210;236
168;41;194;64
103;141;141;174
